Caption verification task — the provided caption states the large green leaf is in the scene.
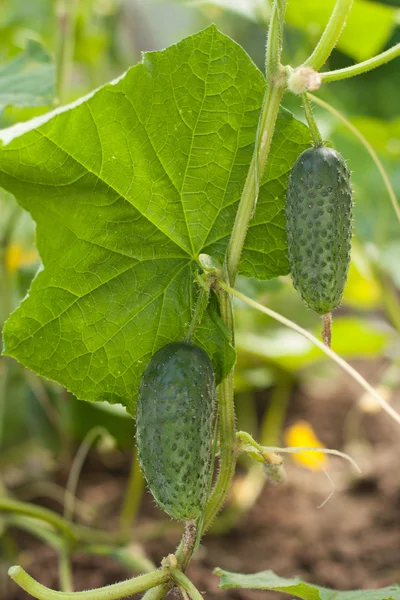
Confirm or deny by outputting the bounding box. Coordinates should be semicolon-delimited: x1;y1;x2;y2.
0;39;55;109
0;26;309;414
215;568;400;600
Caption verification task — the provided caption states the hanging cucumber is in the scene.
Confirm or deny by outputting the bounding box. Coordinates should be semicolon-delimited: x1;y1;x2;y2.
136;341;216;521
286;145;352;316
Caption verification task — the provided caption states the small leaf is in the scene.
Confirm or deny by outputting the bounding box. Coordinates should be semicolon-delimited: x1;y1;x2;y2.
284;420;327;470
0;40;55;109
215;568;400;600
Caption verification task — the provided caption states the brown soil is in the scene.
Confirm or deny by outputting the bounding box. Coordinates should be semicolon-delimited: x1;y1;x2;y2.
2;372;400;600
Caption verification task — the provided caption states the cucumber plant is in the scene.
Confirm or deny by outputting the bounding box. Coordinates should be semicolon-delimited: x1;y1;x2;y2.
1;0;400;599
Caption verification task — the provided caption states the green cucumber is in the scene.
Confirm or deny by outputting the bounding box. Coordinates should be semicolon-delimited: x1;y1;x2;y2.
286;146;352;315
136;341;216;521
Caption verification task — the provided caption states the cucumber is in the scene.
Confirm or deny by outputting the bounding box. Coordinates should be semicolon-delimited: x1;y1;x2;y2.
136;341;216;521
286;146;352;315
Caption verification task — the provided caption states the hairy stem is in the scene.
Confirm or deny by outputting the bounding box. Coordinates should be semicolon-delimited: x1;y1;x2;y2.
199;0;288;544
302;93;323;147
320;43;400;82
8;565;169;600
184;286;209;342
204;294;236;532
303;0;354;70
141;583;170;600
226;0;286;286
170;568;203;600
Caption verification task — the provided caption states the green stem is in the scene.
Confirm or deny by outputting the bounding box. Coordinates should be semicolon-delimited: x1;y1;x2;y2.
1;498;76;541
301;93;323;147
206;0;287;534
170;569;203;600
64;426;107;521
320;43;400;82
203;290;236;532
6;514;155;577
119;445;145;534
184;286;209;343
55;0;78;104
141;583;170;600
8;565;169;600
266;0;286;76
260;376;293;446
141;517;200;599
308;93;400;224
0;498;129;546
303;0;354;70
58;549;73;593
226;0;286;286
217;280;400;427
4;515;65;551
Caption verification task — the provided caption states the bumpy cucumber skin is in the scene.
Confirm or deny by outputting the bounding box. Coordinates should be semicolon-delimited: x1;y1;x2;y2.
136;342;216;521
286;146;352;314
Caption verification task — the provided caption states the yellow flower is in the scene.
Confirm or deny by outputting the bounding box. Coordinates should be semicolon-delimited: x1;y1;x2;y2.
284;420;327;471
5;242;38;274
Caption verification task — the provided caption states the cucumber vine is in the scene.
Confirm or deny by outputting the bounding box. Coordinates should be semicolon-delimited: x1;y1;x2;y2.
1;0;400;599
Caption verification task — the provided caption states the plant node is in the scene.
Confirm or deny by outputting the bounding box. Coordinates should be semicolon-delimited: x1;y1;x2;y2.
262;452;287;484
162;554;178;569
288;67;322;94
